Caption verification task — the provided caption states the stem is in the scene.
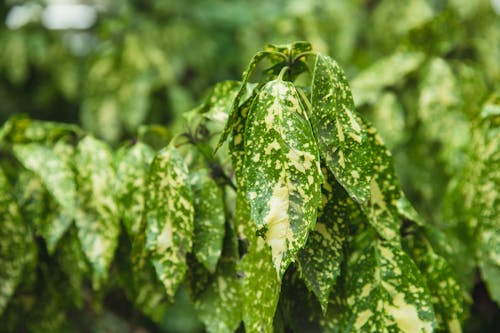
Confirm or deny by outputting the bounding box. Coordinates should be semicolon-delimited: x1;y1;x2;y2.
277;66;290;81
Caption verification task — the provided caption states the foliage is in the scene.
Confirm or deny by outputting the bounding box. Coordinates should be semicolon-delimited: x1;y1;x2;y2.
0;1;499;332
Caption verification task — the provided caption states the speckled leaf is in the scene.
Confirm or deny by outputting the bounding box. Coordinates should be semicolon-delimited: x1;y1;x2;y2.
116;142;155;236
0;116;80;144
473;99;500;304
298;167;361;313
201;81;241;128
195;262;242;333
74;135;120;288
190;170;225;273
418;58;469;174
311;54;402;240
244;79;322;275
351;51;425;105
14;171;72;254
238;238;281;333
145;144;194;299
0;168;30;315
217;51;270;150
12;143;76;218
341;232;437;333
404;230;465;333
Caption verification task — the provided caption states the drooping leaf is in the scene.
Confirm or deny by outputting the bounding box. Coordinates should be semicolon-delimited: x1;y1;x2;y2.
12;142;76;218
238;237;281;333
74;135;120;288
340;231;437;333
418;57;469;174
244;79;322;275
116;142;155;236
190;170;225;273
403;229;465;333
311;54;402;240
0;168;31;315
145;144;194;299
195;262;242;333
298;167;358;312
216;51;270;150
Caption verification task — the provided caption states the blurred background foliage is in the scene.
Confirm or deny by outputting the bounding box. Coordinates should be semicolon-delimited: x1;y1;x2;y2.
0;0;499;332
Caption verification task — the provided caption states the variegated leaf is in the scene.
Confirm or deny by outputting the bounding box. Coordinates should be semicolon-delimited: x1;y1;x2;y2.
311;54;401;241
0;116;80;144
238;237;281;333
12;142;76;219
74;135;120;288
244;79;322;275
0;168;30;315
14;171;71;254
404;230;465;333
474;98;500;304
216;51;270;150
195;262;242;333
116;142;155;236
298;167;360;312
145;144;194;299
190;170;225;273
341;231;437;333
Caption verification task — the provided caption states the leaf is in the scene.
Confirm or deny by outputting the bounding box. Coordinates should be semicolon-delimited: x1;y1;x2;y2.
0;116;80;145
418;57;469;174
195;262;242;333
116;142;155;236
341;231;437;333
74;135;120;288
145;144;194;299
216;51;270;150
238;238;281;333
190;170;225;273
351;51;425;106
244;79;322;275
0;168;30;315
298;167;356;312
311;54;402;240
403;230;465;333
12;142;77;218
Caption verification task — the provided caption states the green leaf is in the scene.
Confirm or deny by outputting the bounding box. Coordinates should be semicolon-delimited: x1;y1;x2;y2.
74;135;120;288
12;142;76;218
190;170;225;273
418;57;469;174
0;168;30;315
0;116;80;145
244;79;322;275
238;238;281;333
116;142;155;236
341;231;437;333
216;51;270;150
195;262;242;333
145;144;194;299
404;230;465;333
351;51;425;106
298;167;356;312
311;54;402;240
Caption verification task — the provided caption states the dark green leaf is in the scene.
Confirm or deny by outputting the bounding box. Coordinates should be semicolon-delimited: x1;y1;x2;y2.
244;79;322;275
145;144;194;299
190;170;225;273
298;167;357;312
195;262;242;333
311;54;402;240
0;168;30;315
